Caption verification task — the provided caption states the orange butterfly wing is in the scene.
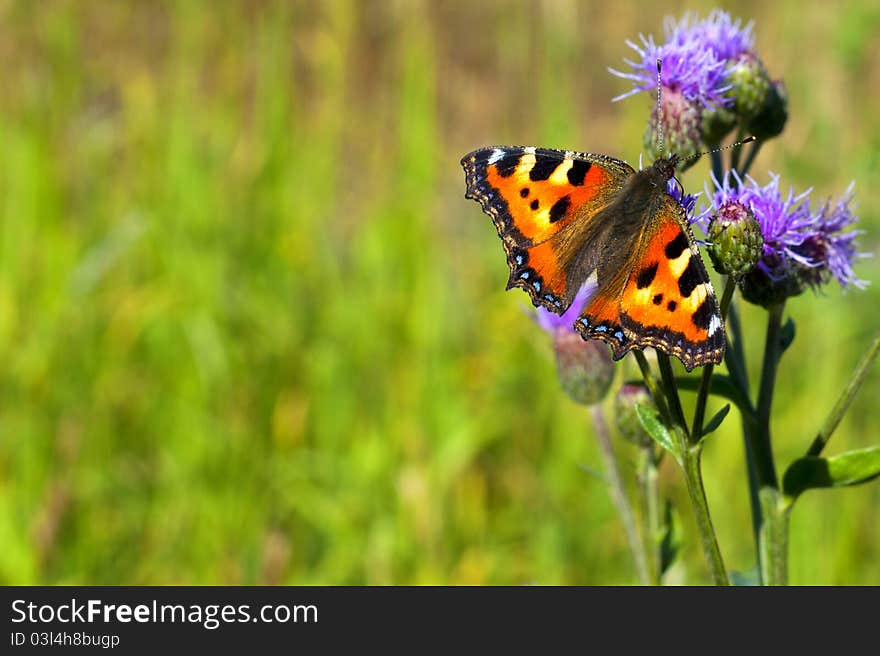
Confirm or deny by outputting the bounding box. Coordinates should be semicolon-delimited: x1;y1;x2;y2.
575;195;724;371
461;147;633;311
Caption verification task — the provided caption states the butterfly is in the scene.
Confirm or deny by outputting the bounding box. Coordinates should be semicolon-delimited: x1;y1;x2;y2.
461;147;724;371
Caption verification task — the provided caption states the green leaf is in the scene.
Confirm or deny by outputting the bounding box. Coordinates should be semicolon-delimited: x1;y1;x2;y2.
700;404;731;441
780;317;796;353
635;404;679;459
783;446;880;499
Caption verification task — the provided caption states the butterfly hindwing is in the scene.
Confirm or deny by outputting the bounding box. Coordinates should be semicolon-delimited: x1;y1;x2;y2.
462;147;633;311
575;195;724;371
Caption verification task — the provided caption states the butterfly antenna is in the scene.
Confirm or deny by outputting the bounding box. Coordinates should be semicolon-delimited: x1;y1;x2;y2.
655;59;664;156
683;136;758;164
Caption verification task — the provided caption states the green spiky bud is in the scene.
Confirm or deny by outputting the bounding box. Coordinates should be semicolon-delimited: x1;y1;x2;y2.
644;86;702;164
552;330;615;406
707;202;764;279
614;384;655;447
728;54;771;119
746;80;788;141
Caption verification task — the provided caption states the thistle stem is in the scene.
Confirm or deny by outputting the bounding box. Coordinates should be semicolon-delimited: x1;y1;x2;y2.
589;405;651;585
730;130;744;172
726;297;763;556
637;446;662;585
633;350;673;426
752;302;785;584
679;440;730;585
753;303;783;489
739;141;763;178
655;351;727;584
710;150;724;187
657;354;687;437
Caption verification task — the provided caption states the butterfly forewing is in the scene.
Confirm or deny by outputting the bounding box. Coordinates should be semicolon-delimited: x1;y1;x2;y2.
461;146;633;311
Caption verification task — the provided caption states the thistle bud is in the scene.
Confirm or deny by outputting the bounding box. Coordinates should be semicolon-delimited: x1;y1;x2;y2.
643;87;702;163
552;329;615;406
707;201;764;278
614;384;655;447
739;259;804;307
746;79;788;141
728;54;770;119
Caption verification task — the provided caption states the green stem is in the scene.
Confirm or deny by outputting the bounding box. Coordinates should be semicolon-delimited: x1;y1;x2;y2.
633;350;673;426
725;295;762;557
637;446;662;585
726;300;749;391
691;277;737;441
753;302;783;489
730;129;744;172
657;354;688;437
759;488;790;586
752;302;786;584
589;405;651;585
738;141;763;178
710;150;724;185
680;440;730;585
806;331;880;457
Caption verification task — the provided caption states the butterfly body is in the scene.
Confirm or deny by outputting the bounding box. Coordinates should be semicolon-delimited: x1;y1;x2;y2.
461;146;724;371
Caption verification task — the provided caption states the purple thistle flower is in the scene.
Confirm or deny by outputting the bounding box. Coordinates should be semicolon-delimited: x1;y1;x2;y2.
798;184;867;289
706;172;866;299
535;283;596;334
667;178;703;223
664;10;755;63
610;10;755;110
610;34;731;109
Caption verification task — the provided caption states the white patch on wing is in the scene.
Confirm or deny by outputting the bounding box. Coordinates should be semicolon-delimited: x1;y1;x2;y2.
487;149;504;165
708;314;722;336
524;147;537;155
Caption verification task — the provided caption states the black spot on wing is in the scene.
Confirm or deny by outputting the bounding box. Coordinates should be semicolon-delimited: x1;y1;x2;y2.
652;293;663;305
529;152;561;181
567;160;591;186
530;199;539;210
664;232;689;259
677;257;702;297
667;300;677;312
636;262;658;289
548;195;570;223
496;152;522;177
520;187;529;197
692;298;715;329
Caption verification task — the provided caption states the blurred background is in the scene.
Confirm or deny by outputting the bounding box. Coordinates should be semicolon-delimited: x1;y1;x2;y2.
0;0;877;585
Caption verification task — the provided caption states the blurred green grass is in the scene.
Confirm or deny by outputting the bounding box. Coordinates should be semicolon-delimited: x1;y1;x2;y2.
0;0;877;584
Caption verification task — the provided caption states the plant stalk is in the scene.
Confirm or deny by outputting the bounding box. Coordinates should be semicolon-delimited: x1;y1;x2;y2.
758;487;790;586
589;405;651;585
750;302;786;583
680;440;730;585
637;445;662;585
657;353;688;437
633;350;673;426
